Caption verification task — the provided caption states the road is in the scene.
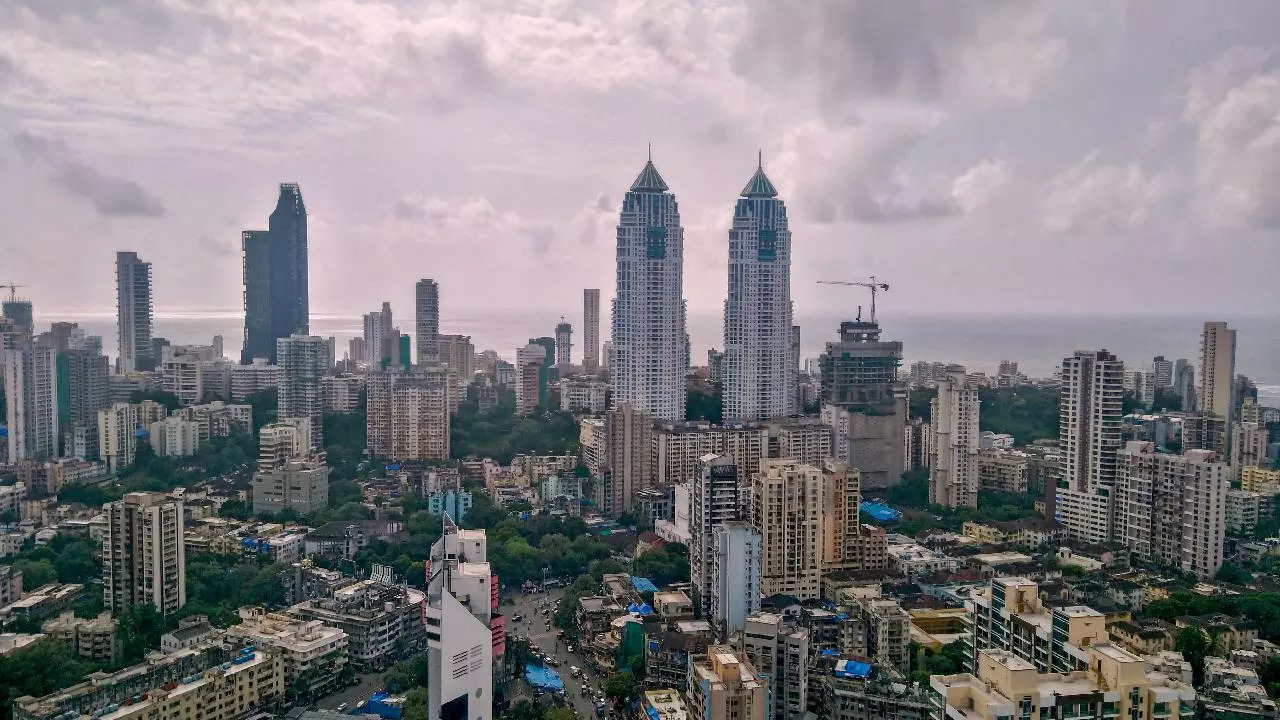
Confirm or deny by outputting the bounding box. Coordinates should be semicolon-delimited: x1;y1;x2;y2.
314;671;385;712
505;588;606;719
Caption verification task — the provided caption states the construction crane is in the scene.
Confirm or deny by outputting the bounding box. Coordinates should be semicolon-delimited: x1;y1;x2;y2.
817;276;890;323
0;283;25;303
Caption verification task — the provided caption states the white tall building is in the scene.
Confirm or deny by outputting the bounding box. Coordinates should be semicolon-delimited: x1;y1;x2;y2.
362;302;393;366
277;335;329;448
4;342;58;462
750;459;824;601
929;366;980;508
104;492;186;616
149;416;200;457
611;154;686;421
710;520;762;640
426;515;494;720
583;288;600;371
1114;442;1228;579
1199;321;1237;450
723;155;795;422
415;279;439;367
1055;350;1125;544
98;402;139;472
115;251;154;372
691;454;741;615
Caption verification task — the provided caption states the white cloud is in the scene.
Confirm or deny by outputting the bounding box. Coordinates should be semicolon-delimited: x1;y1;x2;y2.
1041;152;1183;233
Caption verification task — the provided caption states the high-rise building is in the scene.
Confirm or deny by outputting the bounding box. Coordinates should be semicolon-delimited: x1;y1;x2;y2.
1114;441;1227;579
740;612;808;720
415;279;439;367
1174;358;1196;412
965;577;1107;674
691;454;741;615
115;251;154;372
104;492;186;616
362;302;395;368
160;353;203;406
710;521;762;640
723;156;795;423
276;335;329;449
818;321;906;489
149;416;200;457
258;419;312;468
242;183;309;364
583;288;600;371
554;320;572;372
4;342;59;462
252;453;329;516
426;515;496;720
1;293;33;337
366;371;450;461
57;347;109;459
750;459;824;601
1199;322;1237;422
97;402;139;472
514;343;546;416
929;366;980;508
1055;350;1125;544
685;646;767;720
611;153;686;421
1152;355;1173;389
1231;421;1271;478
820;459;862;570
602;404;653;516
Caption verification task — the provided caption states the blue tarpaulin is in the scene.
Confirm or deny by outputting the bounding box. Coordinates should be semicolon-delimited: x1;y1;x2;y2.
834;659;873;678
631;576;658;593
525;663;565;692
627;603;654;615
859;501;902;523
821;649;840;657
367;692;404;719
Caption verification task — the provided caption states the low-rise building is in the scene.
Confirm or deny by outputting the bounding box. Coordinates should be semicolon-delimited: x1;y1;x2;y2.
160;615;218;652
286;580;425;670
228;607;349;700
685;646;766;720
931;646;1194;720
976;449;1029;493
149;417;201;457
558;376;608;413
41;611;120;663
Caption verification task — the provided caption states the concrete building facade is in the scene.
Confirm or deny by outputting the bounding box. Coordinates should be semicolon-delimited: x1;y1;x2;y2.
1055;350;1125;544
104;492;186;616
929;365;980;508
750;459;824;601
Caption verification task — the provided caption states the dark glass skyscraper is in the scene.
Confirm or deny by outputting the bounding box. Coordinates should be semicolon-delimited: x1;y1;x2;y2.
242;183;309;363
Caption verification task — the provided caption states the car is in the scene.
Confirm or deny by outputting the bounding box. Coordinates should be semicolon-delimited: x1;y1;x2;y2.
336;703;348;711
513;614;524;622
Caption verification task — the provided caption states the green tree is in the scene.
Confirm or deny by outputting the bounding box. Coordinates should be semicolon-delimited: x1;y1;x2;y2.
1175;627;1211;686
218;498;251;520
402;686;431;720
604;671;638;704
115;605;169;663
129;389;182;412
385;653;430;693
13;559;55;588
547;709;576;720
1216;563;1253;586
52;538;100;584
685;383;723;423
0;639;97;715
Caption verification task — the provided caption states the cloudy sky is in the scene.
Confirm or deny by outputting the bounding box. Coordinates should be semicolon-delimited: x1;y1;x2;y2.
2;0;1279;343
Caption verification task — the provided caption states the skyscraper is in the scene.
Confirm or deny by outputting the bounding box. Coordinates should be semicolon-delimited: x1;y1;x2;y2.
514;343;546;416
929;366;980;508
691;454;741;615
115;251;154;372
723;155;795;422
583;288;600;371
276;335;329;448
1199;321;1237;423
362;302;394;368
817;321;906;489
104;492;186;616
58;347;110;459
4;341;59;461
554;320;572;372
611;153;686;421
1174;358;1196;412
602;404;652;516
426;515;495;720
415;279;439;367
1055;350;1125;544
710;521;761;639
242;183;309;364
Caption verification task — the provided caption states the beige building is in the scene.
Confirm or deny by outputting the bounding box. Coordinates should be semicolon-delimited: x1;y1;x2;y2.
820;460;862;570
976;449;1029;493
319;374;364;413
252;456;329;517
739;613;808;720
685;646;766;720
174;400;251;441
42;610;119;663
149;417;200;457
228;607;349;699
93;649;282;720
1232;421;1271;479
602;404;653;516
161;355;203;406
104;492;186;616
366;372;450;460
750;459;824;601
932;646;1194;720
653;423;768;487
258;419;312;467
929;366;980;508
97;402;139;473
1114;442;1227;580
1242;465;1280;494
514;342;546;416
966;577;1107;674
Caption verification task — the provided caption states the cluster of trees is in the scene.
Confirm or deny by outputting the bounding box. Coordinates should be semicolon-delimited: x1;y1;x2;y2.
686;382;723;423
8;534;100;591
908;386;1061;446
1143;591;1280;645
632;543;690;587
0;639;98;719
909;640;967;685
183;556;287;627
451;395;581;464
884;469;1040;535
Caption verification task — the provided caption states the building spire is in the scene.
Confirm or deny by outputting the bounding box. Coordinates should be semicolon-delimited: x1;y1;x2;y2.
630;146;670;192
740;153;778;198
758;149;763;170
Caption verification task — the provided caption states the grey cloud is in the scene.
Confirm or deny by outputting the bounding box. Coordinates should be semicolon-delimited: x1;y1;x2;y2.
527;227;554;257
393;198;428;221
734;0;1030;103
196;234;233;256
702;122;730;146
0;54;13;89
11;131;165;217
51;161;165;217
1;0;231;53
593;195;611;211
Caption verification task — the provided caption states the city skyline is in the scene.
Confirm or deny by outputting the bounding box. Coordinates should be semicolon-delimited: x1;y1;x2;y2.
4;3;1280;323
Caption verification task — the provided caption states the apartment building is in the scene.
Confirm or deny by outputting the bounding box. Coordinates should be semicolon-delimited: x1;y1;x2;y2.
965;577;1107;675
228;607;349;699
287;580;425;670
977;449;1029;493
750;459;824;601
692;454;742;613
104;492;186;616
740;613;809;720
929;366;980;507
1055;350;1125;544
1113;442;1228;579
931;646;1194;720
149;416;200;457
685;646;767;720
710;521;762;640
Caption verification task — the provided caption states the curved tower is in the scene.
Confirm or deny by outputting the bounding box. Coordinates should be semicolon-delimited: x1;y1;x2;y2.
723;154;794;422
611;153;686;421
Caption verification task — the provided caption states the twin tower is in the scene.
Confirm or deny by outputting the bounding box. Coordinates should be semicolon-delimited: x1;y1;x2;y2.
611;153;796;424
